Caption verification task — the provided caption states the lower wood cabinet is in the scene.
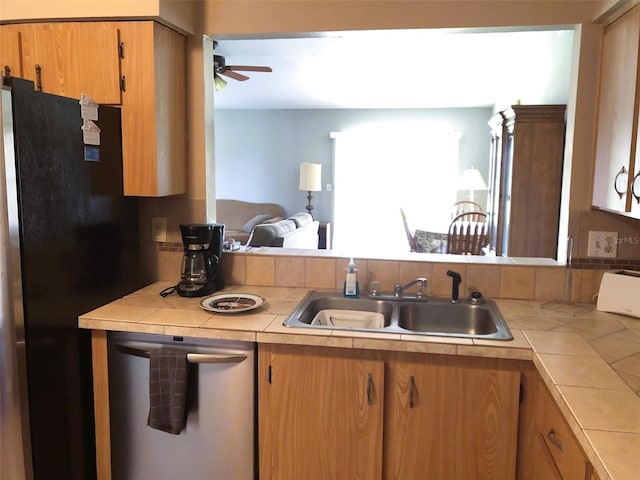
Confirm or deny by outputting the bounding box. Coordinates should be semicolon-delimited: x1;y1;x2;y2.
535;379;593;480
258;344;384;479
384;352;521;479
258;344;522;480
532;429;565;479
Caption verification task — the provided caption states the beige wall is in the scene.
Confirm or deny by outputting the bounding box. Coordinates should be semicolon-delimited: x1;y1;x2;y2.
0;0;196;33
198;1;613;34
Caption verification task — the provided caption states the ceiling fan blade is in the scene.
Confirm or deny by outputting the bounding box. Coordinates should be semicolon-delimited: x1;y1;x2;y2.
219;69;250;81
226;65;273;73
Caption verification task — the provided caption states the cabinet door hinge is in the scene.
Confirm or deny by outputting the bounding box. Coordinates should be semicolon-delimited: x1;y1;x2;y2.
268;364;273;384
519;383;525;404
118;42;125;59
120;75;126;92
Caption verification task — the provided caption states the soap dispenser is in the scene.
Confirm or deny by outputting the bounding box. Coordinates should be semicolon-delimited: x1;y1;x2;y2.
343;258;360;298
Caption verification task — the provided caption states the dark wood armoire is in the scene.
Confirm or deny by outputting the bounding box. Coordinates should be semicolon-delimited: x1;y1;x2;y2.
487;105;566;258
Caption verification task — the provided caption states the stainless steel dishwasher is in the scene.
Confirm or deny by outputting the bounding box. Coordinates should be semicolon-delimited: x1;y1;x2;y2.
107;332;256;480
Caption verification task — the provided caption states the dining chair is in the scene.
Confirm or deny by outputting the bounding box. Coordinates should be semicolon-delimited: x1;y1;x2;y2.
400;208;422;252
450;200;484;219
446;211;489;255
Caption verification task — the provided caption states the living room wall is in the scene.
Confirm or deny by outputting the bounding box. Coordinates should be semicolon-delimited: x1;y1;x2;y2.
214;106;493;222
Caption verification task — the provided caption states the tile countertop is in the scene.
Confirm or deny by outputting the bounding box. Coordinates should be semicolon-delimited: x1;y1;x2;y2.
79;282;640;480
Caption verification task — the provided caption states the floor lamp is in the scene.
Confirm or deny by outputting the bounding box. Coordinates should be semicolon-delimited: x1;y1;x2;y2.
299;163;322;218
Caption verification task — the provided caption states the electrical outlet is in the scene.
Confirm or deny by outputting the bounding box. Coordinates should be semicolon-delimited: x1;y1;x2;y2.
151;217;167;243
587;231;618;258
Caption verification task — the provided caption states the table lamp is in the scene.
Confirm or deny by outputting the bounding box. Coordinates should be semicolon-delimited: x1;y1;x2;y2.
299;163;322;217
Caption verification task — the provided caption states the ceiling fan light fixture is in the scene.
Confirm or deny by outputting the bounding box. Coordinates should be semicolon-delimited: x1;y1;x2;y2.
214;73;227;91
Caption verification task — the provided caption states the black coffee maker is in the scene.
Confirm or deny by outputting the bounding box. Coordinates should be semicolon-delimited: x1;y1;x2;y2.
177;223;225;297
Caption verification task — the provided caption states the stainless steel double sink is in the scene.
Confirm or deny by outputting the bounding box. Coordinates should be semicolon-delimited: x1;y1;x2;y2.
283;290;513;341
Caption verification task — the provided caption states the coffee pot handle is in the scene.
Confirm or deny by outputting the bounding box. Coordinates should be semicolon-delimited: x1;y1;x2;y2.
208;254;220;278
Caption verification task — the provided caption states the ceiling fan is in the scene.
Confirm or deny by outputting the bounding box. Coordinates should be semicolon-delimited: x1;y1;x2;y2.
213;42;272;90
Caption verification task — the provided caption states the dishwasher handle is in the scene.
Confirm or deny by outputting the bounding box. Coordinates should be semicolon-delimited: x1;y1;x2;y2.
115;344;247;364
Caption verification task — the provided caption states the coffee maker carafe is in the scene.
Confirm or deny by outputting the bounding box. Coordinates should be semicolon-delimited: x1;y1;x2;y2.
177;223;224;297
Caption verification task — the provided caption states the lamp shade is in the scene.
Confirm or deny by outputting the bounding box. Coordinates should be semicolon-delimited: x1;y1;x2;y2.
458;167;488;191
214;73;227;91
299;163;322;191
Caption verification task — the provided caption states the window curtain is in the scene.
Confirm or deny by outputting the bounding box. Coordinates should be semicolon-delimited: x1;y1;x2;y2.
332;123;461;255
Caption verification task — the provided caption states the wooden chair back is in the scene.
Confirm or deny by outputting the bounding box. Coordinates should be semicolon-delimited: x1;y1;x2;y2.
447;211;489;255
450;200;484;219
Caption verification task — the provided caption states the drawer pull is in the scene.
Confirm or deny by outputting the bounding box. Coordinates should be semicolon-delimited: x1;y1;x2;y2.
409;375;415;408
35;64;42;91
548;429;564;451
632;171;640;204
614;165;628;199
366;373;373;405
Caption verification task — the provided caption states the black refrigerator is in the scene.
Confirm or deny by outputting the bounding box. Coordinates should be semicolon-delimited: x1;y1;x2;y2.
0;77;142;479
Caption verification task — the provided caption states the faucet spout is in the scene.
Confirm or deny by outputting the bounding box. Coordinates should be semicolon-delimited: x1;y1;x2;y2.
446;270;462;303
394;277;427;298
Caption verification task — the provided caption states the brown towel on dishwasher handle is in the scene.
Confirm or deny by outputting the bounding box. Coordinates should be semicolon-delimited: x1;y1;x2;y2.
147;348;188;434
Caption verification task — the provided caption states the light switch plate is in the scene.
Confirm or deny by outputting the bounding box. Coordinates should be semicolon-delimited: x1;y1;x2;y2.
151;217;167;243
587;231;618;258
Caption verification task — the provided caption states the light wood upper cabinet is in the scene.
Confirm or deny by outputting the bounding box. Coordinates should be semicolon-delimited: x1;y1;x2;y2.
258;344;384;479
384;352;521;480
0;27;23;78
1;21;187;197
592;4;640;217
1;23;122;104
116;21;187;197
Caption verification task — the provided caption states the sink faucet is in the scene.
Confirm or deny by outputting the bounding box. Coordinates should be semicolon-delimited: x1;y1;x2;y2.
394;278;427;298
446;270;462;303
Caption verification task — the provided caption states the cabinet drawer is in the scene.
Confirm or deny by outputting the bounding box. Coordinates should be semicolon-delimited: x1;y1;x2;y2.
537;381;588;480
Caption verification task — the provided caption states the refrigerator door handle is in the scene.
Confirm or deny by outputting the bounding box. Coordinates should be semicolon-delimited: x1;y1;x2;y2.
115;344;247;364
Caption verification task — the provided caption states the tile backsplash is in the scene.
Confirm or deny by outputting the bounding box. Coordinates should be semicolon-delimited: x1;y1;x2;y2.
212;250;606;304
142;200;639;305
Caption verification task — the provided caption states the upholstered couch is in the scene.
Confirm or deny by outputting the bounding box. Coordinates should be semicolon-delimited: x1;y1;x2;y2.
248;212;319;248
216;199;286;245
216;199;319;248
